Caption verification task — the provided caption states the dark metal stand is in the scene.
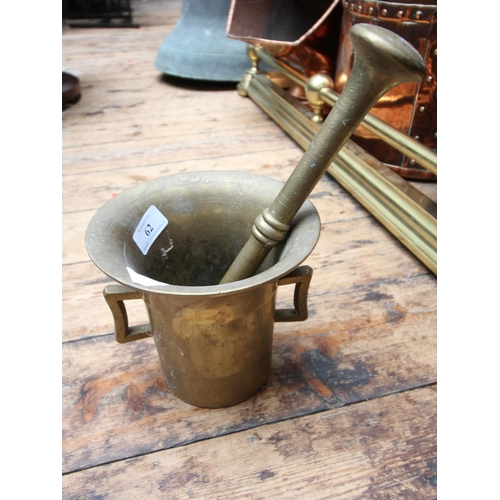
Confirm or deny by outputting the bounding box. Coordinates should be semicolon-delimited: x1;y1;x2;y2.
64;0;140;28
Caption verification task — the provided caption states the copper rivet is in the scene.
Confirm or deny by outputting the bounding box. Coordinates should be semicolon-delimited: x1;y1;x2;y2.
397;10;404;18
419;106;425;113
358;4;363;12
414;135;420;141
415;10;423;19
433;48;437;57
409;159;416;166
381;8;387;16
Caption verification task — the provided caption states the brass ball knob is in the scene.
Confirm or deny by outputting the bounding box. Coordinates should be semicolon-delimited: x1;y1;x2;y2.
246;45;259;70
305;73;334;105
305;74;334;123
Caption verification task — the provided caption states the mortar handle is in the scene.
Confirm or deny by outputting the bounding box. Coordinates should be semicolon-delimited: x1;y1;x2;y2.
274;265;313;322
103;284;151;343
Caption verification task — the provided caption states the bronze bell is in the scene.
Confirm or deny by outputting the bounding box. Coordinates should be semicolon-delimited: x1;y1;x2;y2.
155;0;250;81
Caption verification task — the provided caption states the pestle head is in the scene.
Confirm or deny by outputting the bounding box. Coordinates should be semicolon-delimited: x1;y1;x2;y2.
349;23;428;85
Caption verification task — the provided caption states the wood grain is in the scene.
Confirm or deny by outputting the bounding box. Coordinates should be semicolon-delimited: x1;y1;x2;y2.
63;292;434;472
63;386;437;499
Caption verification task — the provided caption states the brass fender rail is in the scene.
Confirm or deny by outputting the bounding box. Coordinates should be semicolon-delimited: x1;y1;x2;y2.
237;47;437;274
252;45;437;176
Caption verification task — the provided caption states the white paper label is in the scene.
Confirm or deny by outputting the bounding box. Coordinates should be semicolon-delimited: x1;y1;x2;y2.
127;267;169;287
133;205;168;255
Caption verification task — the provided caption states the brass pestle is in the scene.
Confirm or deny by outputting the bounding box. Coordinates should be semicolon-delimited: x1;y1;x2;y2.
220;24;428;284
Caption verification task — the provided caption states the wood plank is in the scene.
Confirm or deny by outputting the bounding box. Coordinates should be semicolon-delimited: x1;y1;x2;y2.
410;180;437;203
65;86;248;132
62;146;310;214
62;120;294;176
62;386;437;499
62;333;328;474
62;100;276;149
62;296;435;472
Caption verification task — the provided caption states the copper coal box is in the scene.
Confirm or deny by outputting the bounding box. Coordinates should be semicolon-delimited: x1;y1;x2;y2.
227;0;437;179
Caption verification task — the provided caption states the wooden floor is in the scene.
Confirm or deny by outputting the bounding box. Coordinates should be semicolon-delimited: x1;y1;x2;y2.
62;1;437;497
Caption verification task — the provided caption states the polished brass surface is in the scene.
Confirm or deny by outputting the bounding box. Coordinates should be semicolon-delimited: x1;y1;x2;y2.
85;171;320;408
221;24;427;284
238;66;437;274
252;45;437;175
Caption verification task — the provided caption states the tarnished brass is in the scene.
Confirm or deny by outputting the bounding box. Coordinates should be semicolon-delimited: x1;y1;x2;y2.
85;171;320;408
220;24;427;284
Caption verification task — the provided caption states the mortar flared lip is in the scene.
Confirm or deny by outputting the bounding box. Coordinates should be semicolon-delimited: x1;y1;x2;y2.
85;171;322;297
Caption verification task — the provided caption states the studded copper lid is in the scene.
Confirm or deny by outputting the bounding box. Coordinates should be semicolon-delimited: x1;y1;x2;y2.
342;0;436;23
